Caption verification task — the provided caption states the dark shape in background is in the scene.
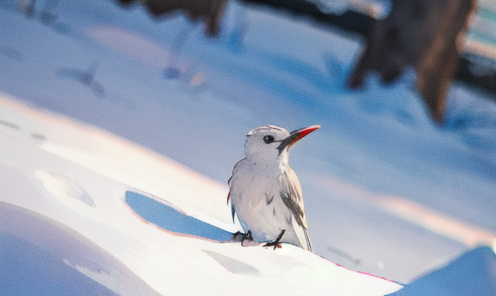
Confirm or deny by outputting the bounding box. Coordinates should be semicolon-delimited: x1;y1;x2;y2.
18;0;69;32
0;45;24;62
115;0;228;79
112;0;496;119
162;24;195;79
241;0;495;124
243;0;376;36
348;0;477;123
116;0;228;37
56;63;106;97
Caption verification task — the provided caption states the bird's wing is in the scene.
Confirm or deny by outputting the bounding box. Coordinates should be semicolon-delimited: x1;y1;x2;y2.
279;168;308;229
227;176;235;221
280;168;312;251
227;158;246;222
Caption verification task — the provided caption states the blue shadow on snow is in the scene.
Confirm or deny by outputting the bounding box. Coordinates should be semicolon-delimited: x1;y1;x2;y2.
125;191;234;242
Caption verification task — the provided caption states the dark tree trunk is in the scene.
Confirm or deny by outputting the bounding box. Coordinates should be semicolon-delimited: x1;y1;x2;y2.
116;0;228;37
348;0;477;123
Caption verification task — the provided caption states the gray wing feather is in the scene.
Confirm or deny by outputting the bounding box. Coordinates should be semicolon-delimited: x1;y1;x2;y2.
280;169;312;251
227;158;245;223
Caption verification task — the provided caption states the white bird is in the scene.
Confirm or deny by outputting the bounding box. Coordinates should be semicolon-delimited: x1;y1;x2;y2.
228;125;320;252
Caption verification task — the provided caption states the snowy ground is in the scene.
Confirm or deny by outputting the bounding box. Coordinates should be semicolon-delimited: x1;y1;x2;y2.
1;0;495;292
0;96;403;295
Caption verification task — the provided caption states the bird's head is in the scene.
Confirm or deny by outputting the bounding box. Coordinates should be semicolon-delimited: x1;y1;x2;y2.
244;125;320;165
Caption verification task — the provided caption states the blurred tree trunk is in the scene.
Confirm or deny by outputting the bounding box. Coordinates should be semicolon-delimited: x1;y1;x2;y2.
348;0;477;123
117;0;228;37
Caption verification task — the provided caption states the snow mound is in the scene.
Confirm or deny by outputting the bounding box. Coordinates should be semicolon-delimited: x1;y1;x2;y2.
0;96;402;295
389;246;496;296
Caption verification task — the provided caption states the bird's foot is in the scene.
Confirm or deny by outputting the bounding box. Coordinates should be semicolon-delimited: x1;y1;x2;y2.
263;230;286;250
263;241;282;249
232;231;244;242
232;230;255;246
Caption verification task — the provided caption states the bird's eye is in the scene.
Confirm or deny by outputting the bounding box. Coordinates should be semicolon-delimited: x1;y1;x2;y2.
263;135;275;144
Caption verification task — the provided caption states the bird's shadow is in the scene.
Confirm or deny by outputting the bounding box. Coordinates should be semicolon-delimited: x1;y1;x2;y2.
125;191;233;242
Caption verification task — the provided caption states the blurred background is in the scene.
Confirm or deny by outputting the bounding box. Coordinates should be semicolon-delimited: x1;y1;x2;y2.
1;0;495;286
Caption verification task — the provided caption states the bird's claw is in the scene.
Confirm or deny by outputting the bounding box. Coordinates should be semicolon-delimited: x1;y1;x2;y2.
263;229;286;250
232;230;253;243
263;241;282;250
234;230;287;249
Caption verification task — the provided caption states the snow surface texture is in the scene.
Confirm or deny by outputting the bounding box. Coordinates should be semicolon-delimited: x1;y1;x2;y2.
0;97;402;295
0;0;495;292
